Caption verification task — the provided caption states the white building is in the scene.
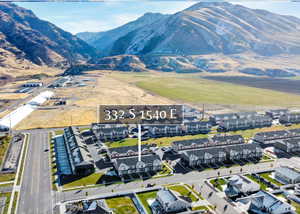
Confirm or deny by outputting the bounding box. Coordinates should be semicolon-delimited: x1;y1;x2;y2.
275;167;300;184
154;189;190;213
225;175;260;197
237;191;292;214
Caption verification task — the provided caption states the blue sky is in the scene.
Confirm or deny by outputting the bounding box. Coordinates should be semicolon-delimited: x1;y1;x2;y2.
17;1;300;34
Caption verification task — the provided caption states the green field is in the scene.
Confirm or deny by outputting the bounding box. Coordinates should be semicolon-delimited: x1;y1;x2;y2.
112;72;300;107
137;191;157;214
106;196;139;214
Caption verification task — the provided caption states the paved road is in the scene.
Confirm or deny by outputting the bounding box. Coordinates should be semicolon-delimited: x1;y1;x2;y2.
17;132;53;214
57;160;279;203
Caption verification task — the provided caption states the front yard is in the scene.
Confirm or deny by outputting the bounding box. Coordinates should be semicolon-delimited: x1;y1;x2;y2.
106;196;139;214
210;178;227;191
137;191;158;214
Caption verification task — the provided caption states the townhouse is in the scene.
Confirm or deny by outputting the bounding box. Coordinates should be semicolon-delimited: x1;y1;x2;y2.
55;127;94;178
183;121;211;134
275;138;300;153
180;142;262;167
107;145;153;159
113;154;162;177
280;112;300;124
172;134;244;152
266;109;289;119
148;125;183;138
91;123;129;142
218;115;272;132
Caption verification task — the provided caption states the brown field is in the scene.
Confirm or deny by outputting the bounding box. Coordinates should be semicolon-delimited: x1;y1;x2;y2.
15;71;173;130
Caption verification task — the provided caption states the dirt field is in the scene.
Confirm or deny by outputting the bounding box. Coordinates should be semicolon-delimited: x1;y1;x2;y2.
15;71;173;130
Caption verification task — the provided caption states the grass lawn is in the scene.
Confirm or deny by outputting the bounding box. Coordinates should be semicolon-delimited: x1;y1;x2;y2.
137;191;157;214
62;173;104;189
156;163;172;177
107;133;208;148
0;192;12;214
259;172;283;186
210;178;227;191
106;196;139;214
246;175;267;190
290;201;300;213
168;185;198;202
192;206;209;211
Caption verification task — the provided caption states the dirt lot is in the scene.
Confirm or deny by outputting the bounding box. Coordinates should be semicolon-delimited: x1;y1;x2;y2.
204;76;300;95
15;71;173;130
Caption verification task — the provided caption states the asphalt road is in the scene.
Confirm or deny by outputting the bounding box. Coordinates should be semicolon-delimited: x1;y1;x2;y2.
56;160;279;203
17;132;53;214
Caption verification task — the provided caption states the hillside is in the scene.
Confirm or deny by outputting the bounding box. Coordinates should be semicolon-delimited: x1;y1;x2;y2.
74;2;300;76
0;2;97;73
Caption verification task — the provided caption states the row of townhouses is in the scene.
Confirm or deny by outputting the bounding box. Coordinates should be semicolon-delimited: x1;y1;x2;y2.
91;123;129;142
180;142;262;167
209;111;259;125
279;112;300;124
172;134;244;152
106;145;162;177
218;115;272;132
114;154;162;177
55;127;94;178
147;121;212;137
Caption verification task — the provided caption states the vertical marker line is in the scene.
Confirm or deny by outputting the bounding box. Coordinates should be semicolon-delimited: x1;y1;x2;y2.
138;124;141;162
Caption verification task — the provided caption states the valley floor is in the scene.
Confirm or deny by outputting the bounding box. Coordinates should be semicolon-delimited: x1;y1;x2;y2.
13;70;300;130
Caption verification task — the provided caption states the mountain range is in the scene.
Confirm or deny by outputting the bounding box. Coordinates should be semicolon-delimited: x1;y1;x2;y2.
0;2;97;73
1;2;300;77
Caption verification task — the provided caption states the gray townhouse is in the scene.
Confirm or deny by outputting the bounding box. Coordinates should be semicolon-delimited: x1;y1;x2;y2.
275;138;300;153
91;123;129;142
236;111;259;119
266;109;289;119
113;154;162;177
209;113;238;125
253;130;291;145
107;145;153;159
211;134;245;145
172;134;245;152
148;125;183;138
180;142;262;167
183;121;211;134
172;138;210;152
218;116;272;132
55;127;95;178
280;112;300;125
